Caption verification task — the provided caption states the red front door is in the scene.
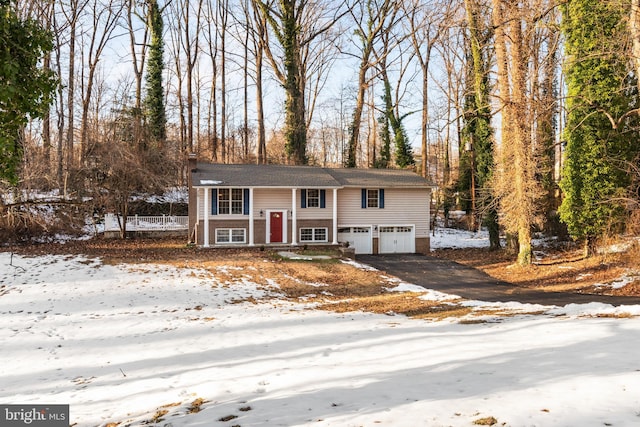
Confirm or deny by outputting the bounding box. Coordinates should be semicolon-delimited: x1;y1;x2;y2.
270;212;283;243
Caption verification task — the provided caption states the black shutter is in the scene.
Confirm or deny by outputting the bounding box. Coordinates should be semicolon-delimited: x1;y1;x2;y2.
243;189;250;215
301;189;307;208
379;189;385;209
361;189;367;209
211;189;218;215
320;190;326;208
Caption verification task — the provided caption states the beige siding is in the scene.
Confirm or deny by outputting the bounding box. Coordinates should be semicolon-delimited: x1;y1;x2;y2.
197;188;205;219
337;188;431;237
198;188;335;220
196;186;431;238
297;190;334;220
253;189;291;215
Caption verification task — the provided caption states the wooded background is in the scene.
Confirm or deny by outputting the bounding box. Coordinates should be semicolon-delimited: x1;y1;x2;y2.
2;0;640;263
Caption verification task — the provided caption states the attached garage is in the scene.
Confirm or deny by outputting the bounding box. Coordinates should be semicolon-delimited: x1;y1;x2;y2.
338;226;372;254
379;225;415;254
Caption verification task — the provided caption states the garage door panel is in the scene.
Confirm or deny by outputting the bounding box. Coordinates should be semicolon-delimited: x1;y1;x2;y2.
379;227;396;253
338;227;372;254
379;226;414;254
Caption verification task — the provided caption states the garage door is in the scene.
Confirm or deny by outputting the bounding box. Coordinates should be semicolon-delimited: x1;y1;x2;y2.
338;227;372;254
379;226;415;254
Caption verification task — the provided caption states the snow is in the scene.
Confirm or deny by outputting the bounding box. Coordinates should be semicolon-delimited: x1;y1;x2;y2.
431;227;496;250
2;249;640;427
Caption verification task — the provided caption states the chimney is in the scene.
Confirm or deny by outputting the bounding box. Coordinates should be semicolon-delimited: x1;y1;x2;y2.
188;153;197;172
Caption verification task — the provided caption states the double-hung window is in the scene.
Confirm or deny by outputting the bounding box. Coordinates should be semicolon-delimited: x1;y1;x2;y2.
361;188;385;209
217;188;244;215
306;189;320;208
301;189;326;208
367;189;379;208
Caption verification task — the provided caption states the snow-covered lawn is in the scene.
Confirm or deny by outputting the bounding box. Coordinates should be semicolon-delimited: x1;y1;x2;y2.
1;251;640;427
431;227;495;250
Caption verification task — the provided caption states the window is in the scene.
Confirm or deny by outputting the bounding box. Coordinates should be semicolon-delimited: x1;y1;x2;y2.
215;228;246;244
367;189;379;208
307;189;320;207
361;188;385;209
301;189;326;208
299;227;328;242
218;188;244;214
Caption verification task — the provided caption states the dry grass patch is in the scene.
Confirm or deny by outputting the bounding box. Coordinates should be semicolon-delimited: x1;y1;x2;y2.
473;415;498;425
173;257;391;301
188;398;207;414
316;292;472;321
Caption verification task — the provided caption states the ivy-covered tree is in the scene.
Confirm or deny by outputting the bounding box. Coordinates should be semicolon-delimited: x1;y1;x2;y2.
145;0;167;146
255;0;339;165
375;98;391;169
460;0;499;249
0;0;57;186
559;0;640;254
379;76;414;169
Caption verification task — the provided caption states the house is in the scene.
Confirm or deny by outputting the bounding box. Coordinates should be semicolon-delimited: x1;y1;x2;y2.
188;157;435;254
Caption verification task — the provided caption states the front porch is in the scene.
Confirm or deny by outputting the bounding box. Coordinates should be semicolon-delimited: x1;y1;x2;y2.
193;187;340;248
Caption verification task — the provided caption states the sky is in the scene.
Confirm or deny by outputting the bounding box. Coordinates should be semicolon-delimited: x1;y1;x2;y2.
1;231;640;427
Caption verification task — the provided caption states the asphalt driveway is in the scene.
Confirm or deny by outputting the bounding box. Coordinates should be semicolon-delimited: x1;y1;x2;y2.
357;254;640;307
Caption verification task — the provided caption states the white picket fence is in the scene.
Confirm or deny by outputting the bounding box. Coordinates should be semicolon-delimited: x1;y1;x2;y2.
104;213;188;232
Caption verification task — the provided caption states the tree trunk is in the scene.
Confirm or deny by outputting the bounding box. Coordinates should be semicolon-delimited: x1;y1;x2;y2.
66;10;77;177
256;42;266;164
219;0;227;162
347;54;370;167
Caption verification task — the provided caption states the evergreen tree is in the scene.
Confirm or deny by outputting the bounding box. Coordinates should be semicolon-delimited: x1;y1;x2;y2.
0;0;57;186
145;0;166;146
559;0;640;253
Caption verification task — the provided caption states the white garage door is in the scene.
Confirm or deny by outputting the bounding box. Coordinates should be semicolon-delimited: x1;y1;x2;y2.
338;227;372;254
379;226;415;254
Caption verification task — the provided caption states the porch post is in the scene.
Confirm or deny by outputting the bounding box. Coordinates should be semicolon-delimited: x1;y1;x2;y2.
332;188;338;244
203;187;210;247
248;188;255;246
291;188;297;245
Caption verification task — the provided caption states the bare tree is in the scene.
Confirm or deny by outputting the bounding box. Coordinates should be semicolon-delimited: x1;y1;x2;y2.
254;0;344;165
171;0;203;154
79;0;124;164
125;0;149;147
203;0;219;161
167;1;187;152
345;0;401;168
407;0;456;178
58;0;90;191
218;0;228;162
248;0;268;164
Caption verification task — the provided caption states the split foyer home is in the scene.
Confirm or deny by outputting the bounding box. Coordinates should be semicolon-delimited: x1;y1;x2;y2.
188;157;435;255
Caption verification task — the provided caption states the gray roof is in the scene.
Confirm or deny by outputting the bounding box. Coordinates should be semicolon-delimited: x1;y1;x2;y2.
191;163;435;188
325;168;433;188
